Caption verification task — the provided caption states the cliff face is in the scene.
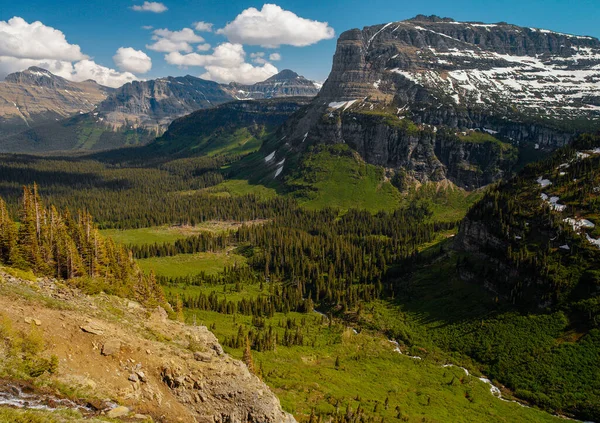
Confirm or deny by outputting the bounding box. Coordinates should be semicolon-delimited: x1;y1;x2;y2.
97;76;235;133
270;16;600;188
0;67;111;138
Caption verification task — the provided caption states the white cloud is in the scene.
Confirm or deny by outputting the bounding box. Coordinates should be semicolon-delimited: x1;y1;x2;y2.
197;43;211;52
147;38;193;53
113;47;152;74
217;4;335;48
194;21;213;32
201;62;277;85
269;52;281;61
132;2;168;13
153;28;204;43
0;17;137;88
165;42;277;84
0;17;87;61
142;25;154;30
165;42;245;68
250;52;267;64
146;27;205;53
71;60;137;87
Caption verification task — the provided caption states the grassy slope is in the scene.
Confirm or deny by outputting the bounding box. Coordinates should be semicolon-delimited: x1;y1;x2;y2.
284;144;403;213
180;283;563;423
136;251;247;277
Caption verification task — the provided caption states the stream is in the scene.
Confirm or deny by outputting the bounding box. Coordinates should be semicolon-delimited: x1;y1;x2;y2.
0;381;111;415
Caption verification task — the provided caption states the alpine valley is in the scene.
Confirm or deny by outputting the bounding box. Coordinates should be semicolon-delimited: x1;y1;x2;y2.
0;12;599;423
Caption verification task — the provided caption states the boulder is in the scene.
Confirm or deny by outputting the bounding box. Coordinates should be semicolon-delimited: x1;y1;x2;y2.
101;339;121;356
107;406;130;418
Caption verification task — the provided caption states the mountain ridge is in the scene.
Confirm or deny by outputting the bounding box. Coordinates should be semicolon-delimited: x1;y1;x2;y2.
261;16;600;190
0;68;320;153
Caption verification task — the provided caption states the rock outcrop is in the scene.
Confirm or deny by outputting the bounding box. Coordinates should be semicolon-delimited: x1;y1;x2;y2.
0;270;296;423
267;16;600;188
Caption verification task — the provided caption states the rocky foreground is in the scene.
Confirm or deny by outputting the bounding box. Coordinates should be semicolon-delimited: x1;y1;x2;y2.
0;270;295;423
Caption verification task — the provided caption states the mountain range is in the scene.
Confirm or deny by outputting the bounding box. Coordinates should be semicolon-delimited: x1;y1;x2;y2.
0;68;320;153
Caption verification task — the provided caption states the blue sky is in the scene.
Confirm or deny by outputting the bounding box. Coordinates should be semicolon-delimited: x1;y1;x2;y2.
1;0;599;86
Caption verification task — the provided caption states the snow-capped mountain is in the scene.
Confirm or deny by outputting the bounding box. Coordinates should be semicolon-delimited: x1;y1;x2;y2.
227;70;321;100
323;15;600;125
264;16;600;189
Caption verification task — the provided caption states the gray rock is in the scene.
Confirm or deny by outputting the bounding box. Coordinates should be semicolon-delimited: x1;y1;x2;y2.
193;352;213;362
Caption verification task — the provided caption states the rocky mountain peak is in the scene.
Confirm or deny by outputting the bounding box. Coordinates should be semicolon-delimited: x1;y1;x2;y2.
406;14;456;23
4;66;68;88
266;17;600;191
266;69;300;81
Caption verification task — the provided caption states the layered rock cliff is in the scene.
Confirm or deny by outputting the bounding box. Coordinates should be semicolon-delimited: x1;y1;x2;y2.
268;16;600;188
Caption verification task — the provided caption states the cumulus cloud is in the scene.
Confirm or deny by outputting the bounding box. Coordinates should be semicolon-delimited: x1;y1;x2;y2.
142;25;154;30
194;21;213;32
165;42;277;84
217;4;335;48
0;17;87;61
269;52;281;61
146;27;205;53
197;43;211;51
201;62;277;85
113;47;152;74
70;60;137;87
132;2;168;13
250;52;267;64
0;17;138;88
165;42;245;68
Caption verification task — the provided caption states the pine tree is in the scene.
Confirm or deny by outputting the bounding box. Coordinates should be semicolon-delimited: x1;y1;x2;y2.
243;336;255;374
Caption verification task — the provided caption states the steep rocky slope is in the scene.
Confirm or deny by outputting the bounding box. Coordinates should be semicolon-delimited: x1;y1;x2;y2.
0;67;112;139
267;16;600;189
0;269;295;423
454;133;600;308
228;70;320;100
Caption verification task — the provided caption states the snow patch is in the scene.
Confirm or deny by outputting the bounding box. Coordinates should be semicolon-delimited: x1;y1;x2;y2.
264;151;276;163
536;177;552;188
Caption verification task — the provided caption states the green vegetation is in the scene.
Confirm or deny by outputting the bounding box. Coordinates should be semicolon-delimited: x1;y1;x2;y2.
0;312;58;380
286;144;403;212
137;251;247;277
458;131;512;149
102;225;208;246
187;308;563;423
203;179;279;199
0;408;96;423
0;185;164;305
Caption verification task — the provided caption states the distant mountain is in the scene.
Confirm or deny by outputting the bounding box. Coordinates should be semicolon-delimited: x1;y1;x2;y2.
0;67;112;138
0;68;319;153
95;97;312;165
96;75;235;134
227;70;321;100
262;16;600;190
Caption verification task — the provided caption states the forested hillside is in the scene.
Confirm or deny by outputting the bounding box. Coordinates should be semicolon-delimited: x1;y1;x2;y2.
0;184;164;304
